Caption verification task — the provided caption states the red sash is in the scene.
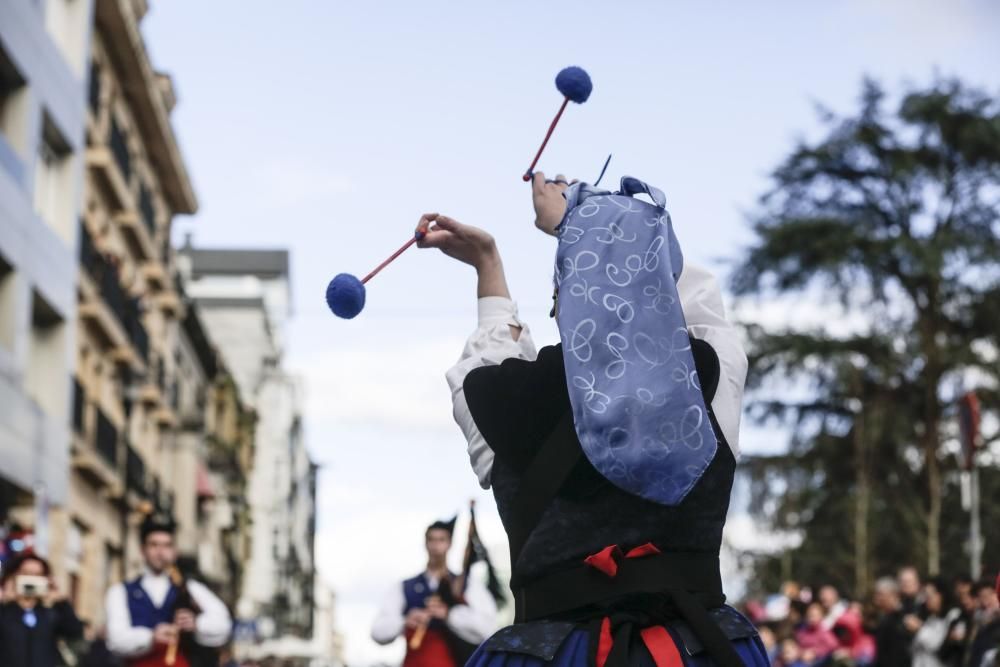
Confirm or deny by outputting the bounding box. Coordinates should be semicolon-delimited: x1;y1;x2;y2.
402;627;456;667
126;643;190;667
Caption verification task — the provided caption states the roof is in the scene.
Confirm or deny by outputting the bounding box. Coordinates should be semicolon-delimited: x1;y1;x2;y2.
183;248;290;279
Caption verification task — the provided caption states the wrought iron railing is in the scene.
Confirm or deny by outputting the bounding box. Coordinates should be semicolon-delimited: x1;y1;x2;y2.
139;184;156;238
72;378;85;435
95;408;118;467
125;301;149;362
109;118;131;184
88;63;101;115
79;224;130;334
126;445;147;496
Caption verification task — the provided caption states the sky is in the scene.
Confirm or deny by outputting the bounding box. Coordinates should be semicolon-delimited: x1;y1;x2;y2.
141;2;1000;664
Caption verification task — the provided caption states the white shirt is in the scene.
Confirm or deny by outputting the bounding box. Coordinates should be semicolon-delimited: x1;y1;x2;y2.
446;263;748;489
371;570;497;646
105;570;232;657
913;609;961;667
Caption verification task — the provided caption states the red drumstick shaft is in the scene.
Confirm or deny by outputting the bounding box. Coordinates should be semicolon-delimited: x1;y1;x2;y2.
361;235;421;285
522;97;570;181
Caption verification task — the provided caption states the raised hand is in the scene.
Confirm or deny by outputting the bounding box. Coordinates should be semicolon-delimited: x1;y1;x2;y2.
415;214;499;271
531;171;575;236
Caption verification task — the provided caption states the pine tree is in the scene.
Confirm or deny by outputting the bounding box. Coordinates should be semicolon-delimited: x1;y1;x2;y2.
732;77;1000;594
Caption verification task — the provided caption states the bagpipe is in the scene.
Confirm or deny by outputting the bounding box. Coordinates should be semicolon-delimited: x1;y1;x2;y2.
165;565;201;666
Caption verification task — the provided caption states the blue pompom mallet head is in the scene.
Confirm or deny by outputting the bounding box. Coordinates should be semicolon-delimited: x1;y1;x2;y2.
326;232;424;319
523;66;593;181
555;66;592;104
326;273;366;319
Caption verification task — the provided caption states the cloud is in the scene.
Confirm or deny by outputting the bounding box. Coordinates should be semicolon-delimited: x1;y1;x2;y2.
288;311;477;438
848;0;998;48
249;157;357;207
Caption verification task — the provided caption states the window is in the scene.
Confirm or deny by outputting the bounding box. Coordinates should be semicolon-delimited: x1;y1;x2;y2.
88;61;101;116
0;41;29;160
109;117;130;183
33;114;74;240
72;377;85;434
139;183;156;237
25;289;66;418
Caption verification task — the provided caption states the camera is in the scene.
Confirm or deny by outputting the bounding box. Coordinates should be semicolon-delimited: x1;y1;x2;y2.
15;575;49;598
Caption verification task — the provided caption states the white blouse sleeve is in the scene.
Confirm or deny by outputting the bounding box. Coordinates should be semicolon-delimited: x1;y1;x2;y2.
445;297;538;489
370;583;405;645
678;263;749;458
187;580;232;648
105;583;154;657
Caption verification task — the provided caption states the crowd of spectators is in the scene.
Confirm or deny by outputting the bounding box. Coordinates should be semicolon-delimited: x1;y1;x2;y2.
743;568;1000;667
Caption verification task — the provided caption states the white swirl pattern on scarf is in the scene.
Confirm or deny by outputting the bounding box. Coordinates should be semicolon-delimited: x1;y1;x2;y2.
555;177;718;506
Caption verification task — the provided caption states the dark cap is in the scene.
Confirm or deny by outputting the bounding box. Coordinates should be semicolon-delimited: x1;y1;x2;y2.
426;515;457;537
140;512;176;542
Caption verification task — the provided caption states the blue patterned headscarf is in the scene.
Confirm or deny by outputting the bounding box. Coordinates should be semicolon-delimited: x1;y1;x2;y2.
554;176;718;506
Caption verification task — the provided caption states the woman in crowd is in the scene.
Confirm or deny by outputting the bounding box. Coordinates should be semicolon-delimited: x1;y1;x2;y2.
797;601;841;663
0;552;85;667
909;578;961;667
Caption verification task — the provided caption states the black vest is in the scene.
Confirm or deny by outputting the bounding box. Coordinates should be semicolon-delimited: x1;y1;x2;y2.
463;342;735;588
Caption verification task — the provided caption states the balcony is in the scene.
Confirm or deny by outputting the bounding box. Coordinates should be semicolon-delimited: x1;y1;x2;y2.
125;301;149;363
86;146;133;213
72;406;123;496
78;225;139;369
126;445;150;499
95;408;119;467
115;209;156;262
154;288;182;317
139;355;163;407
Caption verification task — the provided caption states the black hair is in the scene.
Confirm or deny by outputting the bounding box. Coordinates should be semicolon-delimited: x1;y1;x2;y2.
0;552;50;585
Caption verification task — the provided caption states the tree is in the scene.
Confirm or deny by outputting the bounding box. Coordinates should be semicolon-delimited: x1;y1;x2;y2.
731;77;1000;593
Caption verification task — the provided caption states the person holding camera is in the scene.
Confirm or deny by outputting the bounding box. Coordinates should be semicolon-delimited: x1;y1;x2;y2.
0;552;84;667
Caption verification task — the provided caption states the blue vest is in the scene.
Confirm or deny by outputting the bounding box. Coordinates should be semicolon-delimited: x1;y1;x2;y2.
402;572;464;611
402;573;437;614
125;577;179;629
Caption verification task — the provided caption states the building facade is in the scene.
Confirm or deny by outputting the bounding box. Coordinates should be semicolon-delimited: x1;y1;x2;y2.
0;4;336;663
177;243;321;654
0;0;94;567
65;0;201;622
0;0;256;628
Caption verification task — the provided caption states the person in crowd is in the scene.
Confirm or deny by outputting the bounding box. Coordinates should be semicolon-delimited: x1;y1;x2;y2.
832;602;876;667
939;578;978;667
899;567;923;616
777;637;809;667
759;624;779;664
0;552;85;667
967;577;1000;667
873;577;911;667
821;585;850;630
909;578;960;667
105;513;231;667
797;601;841;661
